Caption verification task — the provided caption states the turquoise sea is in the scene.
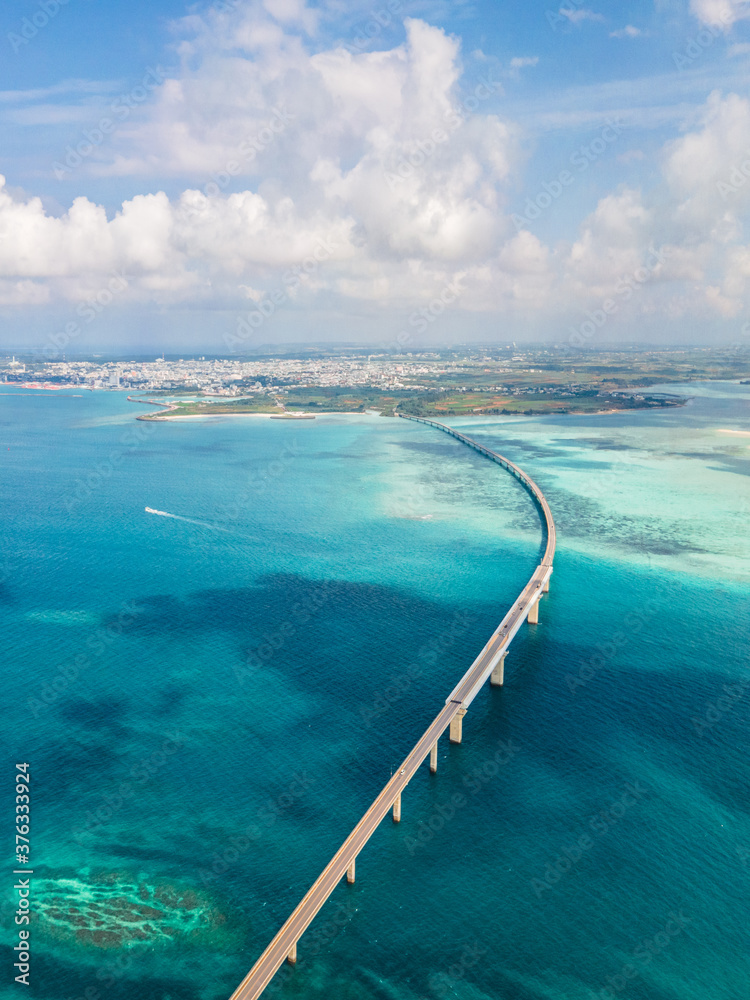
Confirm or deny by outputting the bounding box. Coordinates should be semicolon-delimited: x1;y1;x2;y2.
1;382;749;1000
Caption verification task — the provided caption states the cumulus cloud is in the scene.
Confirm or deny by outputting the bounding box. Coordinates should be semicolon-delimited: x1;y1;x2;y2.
2;3;750;338
690;0;750;28
662;90;750;221
0;10;526;314
99;9;476;181
87;7;519;283
563;188;656;297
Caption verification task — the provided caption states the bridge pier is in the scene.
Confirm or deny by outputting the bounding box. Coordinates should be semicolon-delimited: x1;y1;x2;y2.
543;576;550;593
430;741;438;773
490;653;506;687
449;708;467;744
528;599;539;624
393;794;401;823
287;942;297;965
346;859;356;884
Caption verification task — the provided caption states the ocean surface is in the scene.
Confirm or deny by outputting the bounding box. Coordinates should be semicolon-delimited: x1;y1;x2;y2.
1;382;749;1000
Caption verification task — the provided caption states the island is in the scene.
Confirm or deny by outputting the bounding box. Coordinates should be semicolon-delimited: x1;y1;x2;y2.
3;346;748;419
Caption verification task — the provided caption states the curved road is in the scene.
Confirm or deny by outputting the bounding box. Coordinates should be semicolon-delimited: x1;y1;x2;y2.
227;415;556;1000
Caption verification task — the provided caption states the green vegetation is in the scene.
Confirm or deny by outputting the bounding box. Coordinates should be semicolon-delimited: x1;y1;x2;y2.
396;390;683;417
139;389;413;418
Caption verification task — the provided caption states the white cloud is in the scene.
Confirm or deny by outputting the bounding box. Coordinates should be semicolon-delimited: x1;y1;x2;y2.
0;79;117;105
2;6;750;340
0;280;50;306
662;90;750;221
609;25;643;38
560;8;605;25
92;13;489;189
690;0;750;28
563;188;655;296
262;0;319;34
0;179;194;302
4;104;100;126
509;56;539;69
78;11;521;279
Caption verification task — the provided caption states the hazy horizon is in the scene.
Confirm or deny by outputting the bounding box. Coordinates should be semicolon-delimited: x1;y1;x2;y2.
0;341;737;361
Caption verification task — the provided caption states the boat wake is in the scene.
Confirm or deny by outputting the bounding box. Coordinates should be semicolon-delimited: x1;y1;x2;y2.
144;507;229;531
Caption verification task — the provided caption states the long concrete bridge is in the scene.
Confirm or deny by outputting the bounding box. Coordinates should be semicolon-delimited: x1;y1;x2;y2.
227;415;556;1000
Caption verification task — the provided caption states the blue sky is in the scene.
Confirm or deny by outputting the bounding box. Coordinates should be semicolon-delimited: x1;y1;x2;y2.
1;0;750;352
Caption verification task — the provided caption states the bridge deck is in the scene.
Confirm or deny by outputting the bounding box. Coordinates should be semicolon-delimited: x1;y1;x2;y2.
227;415;556;1000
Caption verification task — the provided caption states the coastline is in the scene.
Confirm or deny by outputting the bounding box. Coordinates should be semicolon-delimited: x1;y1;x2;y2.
133;401;687;422
136;411;277;421
123;385;696;423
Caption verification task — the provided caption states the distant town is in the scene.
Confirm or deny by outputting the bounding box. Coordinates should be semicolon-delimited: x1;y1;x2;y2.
1;346;747;417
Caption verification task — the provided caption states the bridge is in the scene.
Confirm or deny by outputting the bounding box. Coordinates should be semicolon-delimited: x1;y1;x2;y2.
227;415;556;999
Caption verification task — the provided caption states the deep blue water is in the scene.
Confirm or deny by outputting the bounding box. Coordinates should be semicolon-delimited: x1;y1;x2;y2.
1;386;749;1000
